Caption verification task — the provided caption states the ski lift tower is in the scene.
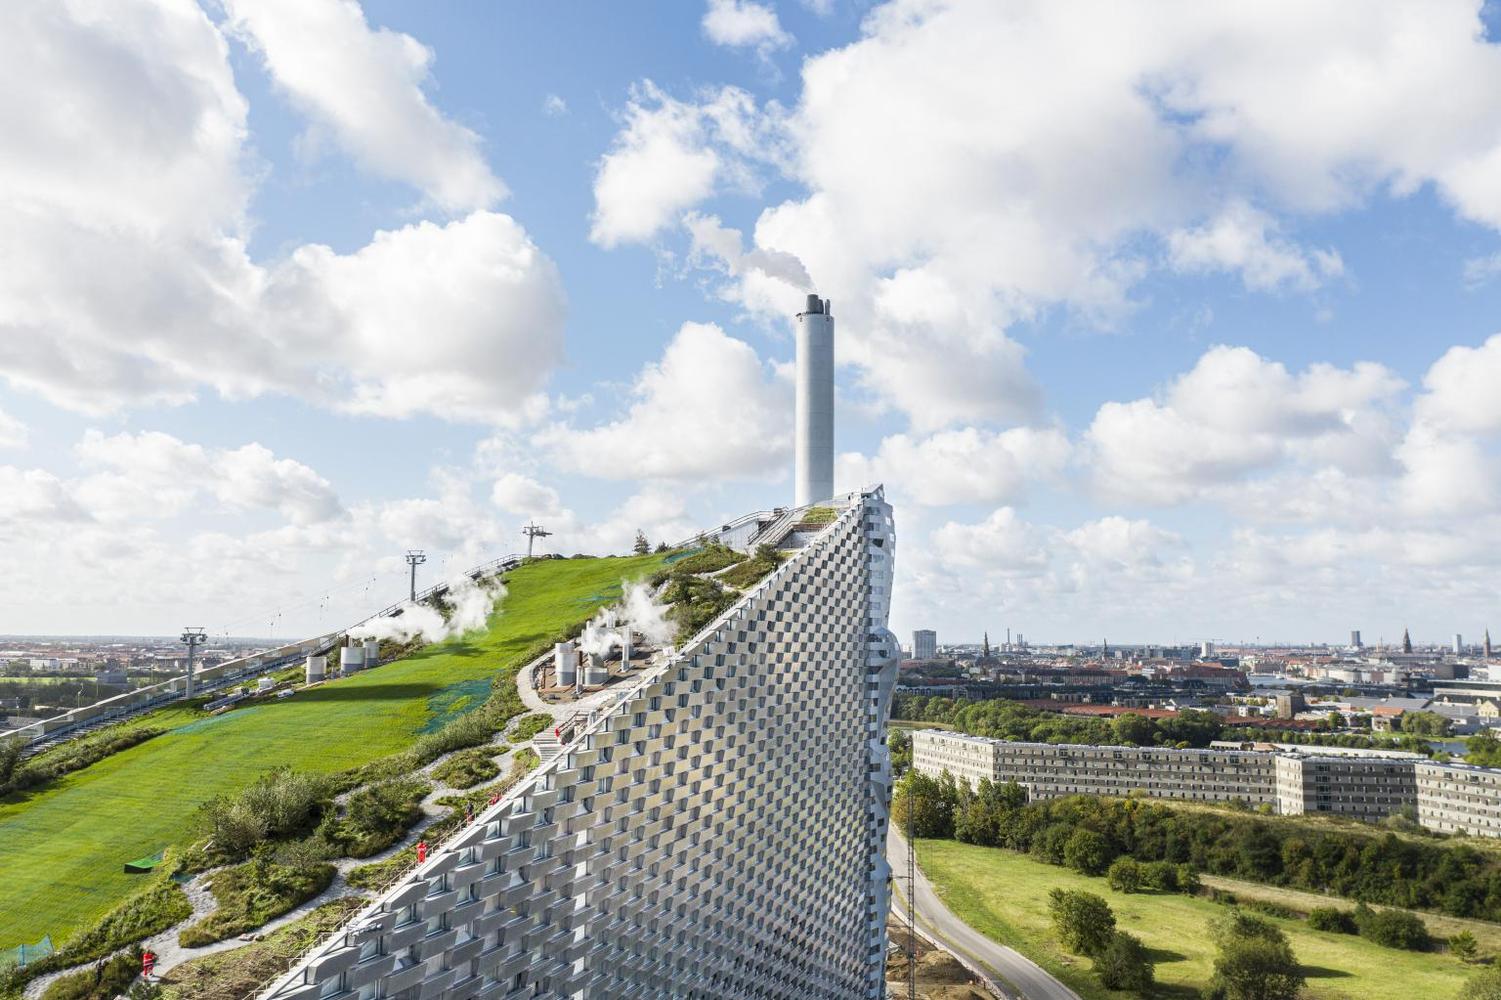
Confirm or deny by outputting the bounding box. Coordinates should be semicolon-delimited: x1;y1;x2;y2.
523;523;553;558
180;627;206;699
405;550;426;602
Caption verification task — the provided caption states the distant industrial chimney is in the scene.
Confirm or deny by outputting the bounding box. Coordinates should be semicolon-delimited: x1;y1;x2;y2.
795;294;834;506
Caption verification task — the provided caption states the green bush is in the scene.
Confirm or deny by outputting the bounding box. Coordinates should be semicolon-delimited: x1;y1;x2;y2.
195;768;333;862
1203;912;1304;1000
431;748;499;789
317;779;429;858
1306;906;1356;934
1106;857;1142;893
3;727;165;798
669;544;744;576
1142;859;1179;892
1048;888;1116;956
717;547;783;590
177;858;334;947
512;714;553;742
1460;964;1501;1000
40;951;141;1000
1093;930;1153;991
1354;902;1431;950
1450;930;1479;962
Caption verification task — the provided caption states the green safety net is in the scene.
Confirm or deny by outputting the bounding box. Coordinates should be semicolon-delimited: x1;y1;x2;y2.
123;849;165;874
0;935;53;969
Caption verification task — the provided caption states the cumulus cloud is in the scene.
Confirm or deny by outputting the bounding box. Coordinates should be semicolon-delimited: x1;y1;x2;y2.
838;426;1069;506
1166;201;1343;291
534;322;792;481
1086;346;1404;504
73;430;343;525
683;212;812;290
702;0;793;54
602;0;1501;429
0;0;563;423
223;0;505;213
589;82;778;247
542;93;568;116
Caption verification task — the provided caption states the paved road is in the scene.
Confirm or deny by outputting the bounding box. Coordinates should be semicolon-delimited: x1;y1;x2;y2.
888;826;1081;1000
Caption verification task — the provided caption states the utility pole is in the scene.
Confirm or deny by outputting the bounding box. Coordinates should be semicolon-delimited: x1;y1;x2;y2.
523;523;552;558
180;627;206;699
405;550;426;602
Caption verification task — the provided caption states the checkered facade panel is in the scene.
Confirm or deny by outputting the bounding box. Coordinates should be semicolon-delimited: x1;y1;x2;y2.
264;492;898;1000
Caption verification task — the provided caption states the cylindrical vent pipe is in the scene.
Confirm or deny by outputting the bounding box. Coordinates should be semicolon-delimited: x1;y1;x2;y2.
585;652;608;687
342;641;365;673
618;628;633;672
305;654;326;683
554;641;576;686
794;294;834;507
363;638;380;668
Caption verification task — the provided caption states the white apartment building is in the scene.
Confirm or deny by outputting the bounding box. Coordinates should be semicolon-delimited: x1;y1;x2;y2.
914;729;1501;835
912;629;938;660
262;493;901;1000
1415;761;1501;837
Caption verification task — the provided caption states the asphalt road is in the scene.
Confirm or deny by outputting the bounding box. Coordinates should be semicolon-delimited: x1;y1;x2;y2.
888;826;1082;1000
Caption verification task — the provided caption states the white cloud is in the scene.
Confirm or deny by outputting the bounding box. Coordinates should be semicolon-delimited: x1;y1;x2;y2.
491;473;564;518
0;468;89;526
931;508;1049;573
534;322;791;481
542;93;568;117
0;407;25;449
589;82;776;248
702;0;793;54
73;430;343;525
1463;253;1501;289
837;426;1069;506
1086;346;1403;504
612;0;1501;429
1414;334;1501;435
683;212;811;290
223;0;505;213
0;2;564;424
1166;201;1343;291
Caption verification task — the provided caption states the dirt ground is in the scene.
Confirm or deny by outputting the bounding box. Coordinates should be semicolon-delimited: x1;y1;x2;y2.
885;919;993;1000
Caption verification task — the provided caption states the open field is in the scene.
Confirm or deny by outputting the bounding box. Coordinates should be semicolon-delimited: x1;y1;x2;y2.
916;838;1488;1000
0;553;665;949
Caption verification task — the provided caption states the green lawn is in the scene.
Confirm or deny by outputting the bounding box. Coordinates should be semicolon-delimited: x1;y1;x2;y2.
0;553;665;949
916;839;1482;1000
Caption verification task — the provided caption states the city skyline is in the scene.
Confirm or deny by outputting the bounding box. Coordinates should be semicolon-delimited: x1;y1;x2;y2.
6;1;1501;643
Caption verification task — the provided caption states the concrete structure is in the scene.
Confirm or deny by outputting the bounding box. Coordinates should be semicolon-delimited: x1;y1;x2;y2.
341;641;366;673
364;638;381;667
1457;633;1465;654
912;729;1501;832
1416;761;1501;836
261;491;900;1000
553;641;576;687
912;629;938;661
305;655;327;683
1351;630;1362;649
794;294;834;507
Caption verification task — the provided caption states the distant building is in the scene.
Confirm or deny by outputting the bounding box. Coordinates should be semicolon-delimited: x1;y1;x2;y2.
1351;630;1363;649
913;629;938;660
1455;633;1464;654
1403;627;1413;654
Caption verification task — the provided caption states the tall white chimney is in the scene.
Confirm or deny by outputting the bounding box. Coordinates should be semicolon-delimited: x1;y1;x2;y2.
795;293;834;507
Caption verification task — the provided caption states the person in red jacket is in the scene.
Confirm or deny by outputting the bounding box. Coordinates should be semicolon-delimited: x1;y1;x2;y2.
416;840;428;864
141;949;157;980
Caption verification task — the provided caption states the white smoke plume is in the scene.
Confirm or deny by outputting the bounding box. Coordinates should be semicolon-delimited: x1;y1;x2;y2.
349;574;504;645
572;579;676;657
683;212;812;290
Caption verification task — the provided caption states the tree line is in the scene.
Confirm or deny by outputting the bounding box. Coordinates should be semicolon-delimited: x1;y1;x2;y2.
894;770;1501;922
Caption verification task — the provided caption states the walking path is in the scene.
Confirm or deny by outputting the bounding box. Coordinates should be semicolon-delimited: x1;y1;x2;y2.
888;826;1081;1000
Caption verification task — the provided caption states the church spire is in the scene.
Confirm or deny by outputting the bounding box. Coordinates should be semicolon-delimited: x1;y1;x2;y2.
1402;627;1413;654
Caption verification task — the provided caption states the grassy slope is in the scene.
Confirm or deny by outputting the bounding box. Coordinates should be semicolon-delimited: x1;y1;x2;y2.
0;553;664;948
916;839;1480;1000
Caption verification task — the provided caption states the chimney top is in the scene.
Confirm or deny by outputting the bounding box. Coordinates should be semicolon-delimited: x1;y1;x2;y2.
803;293;824;315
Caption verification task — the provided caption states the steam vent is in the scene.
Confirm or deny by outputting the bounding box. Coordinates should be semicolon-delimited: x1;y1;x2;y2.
263;492;900;1000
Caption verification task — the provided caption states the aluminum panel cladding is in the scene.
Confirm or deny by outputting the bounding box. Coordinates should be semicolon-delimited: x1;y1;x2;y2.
795;294;835;507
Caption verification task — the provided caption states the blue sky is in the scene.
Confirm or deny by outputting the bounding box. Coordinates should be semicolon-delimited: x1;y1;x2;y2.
5;0;1501;647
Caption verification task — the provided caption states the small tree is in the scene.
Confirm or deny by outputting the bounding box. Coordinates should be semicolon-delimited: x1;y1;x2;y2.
1143;860;1179;892
1107;857;1143;894
1450;930;1479;963
1112;713;1155;747
1306;906;1356;934
633;531;650;555
1205;912;1304;1000
1048;888;1116;956
1355;904;1430;951
1094;930;1154;991
1177;863;1202;895
1064;827;1114;876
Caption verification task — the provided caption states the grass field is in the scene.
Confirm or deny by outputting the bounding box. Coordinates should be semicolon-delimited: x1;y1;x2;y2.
916;839;1485;1000
0;553;665;949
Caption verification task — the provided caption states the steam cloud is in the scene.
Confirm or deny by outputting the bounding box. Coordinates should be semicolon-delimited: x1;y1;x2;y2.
349;575;504;644
575;580;676;657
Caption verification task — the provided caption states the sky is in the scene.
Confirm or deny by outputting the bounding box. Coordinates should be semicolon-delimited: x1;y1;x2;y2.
5;0;1501;647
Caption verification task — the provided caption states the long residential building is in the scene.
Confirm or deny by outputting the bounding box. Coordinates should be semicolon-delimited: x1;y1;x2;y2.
912;728;1501;834
260;493;902;1000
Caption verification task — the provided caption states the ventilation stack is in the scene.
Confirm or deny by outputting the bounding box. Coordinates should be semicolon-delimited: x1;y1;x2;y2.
305;654;327;683
619;627;633;672
585;652;609;687
342;639;366;674
554;641;576;687
794;294;835;507
363;638;381;668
